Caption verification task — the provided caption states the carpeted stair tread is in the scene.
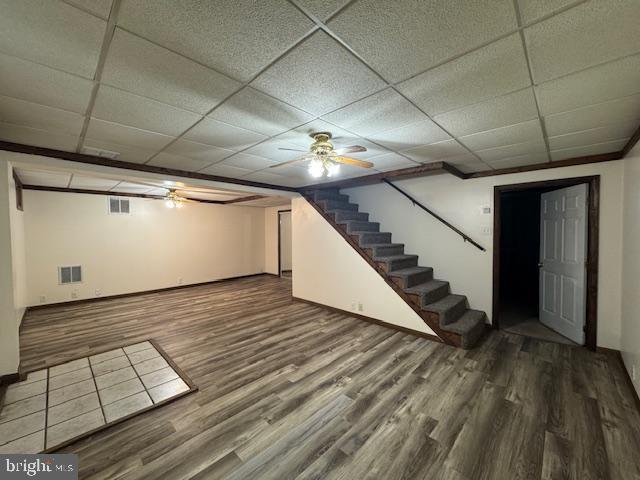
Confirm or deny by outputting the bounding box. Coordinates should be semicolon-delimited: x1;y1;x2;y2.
319;200;358;211
424;294;467;325
373;254;418;262
388;266;433;278
341;220;380;233
405;279;449;295
441;310;486;349
329;210;369;222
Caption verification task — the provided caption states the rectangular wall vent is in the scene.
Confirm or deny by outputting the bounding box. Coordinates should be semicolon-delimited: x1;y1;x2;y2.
59;266;82;284
109;197;130;214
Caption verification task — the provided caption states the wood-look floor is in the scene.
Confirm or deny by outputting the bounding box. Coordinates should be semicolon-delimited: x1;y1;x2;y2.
19;275;640;479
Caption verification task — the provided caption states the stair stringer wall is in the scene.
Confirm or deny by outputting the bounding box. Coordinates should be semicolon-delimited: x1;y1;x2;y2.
291;196;436;337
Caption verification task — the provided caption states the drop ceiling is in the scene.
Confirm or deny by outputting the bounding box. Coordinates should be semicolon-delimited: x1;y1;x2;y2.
0;0;638;188
14;166;291;207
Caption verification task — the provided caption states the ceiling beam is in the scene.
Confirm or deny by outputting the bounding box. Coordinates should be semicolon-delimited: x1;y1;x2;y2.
0;141;297;192
464;151;623;179
223;195;266;204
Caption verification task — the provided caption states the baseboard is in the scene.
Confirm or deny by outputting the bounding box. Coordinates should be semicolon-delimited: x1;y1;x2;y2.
597;346;640;414
27;272;273;310
292;296;442;343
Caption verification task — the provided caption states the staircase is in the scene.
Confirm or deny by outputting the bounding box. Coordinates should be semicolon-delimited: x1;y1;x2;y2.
304;188;487;349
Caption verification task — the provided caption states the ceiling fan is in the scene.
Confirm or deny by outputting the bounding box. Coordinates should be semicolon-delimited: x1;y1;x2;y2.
270;132;374;178
164;189;197;208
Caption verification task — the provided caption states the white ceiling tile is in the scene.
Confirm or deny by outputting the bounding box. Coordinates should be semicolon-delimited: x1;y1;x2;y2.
443;153;484;167
327;0;517;83
146;152;214;172
144;188;169;196
165;140;234;164
517;0;579;24
550;139;628;161
178;191;238;201
322;88;426;137
548;123;637;151
295;0;350;20
64;0;113;19
525;0;640;83
459;119;544;151
397;34;531;116
0;95;84;136
209;87;313;136
241;170;292;186
69;175;120;190
266;164;309;179
183;117;267;151
456;161;491;173
486;152;549;169
367;119;451;151
0;122;78;151
117;0;314;81
111;182;153;193
81;138;156;164
544;95;640;136
86;118;175;150
368;153;419;172
221;153;276;171
434;88;539;137
17;169;71;187
535;54;640;115
244;139;309;162
198;163;252;178
0;53;93;113
102;29;240;115
92;85;201;137
402;139;470;164
251;31;386;115
475;139;548;162
0;0;106;78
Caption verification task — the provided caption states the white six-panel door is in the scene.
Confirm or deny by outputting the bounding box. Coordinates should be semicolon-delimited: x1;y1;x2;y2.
539;184;588;344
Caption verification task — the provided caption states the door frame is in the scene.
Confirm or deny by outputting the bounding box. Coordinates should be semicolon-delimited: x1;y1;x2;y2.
492;175;600;350
277;209;292;277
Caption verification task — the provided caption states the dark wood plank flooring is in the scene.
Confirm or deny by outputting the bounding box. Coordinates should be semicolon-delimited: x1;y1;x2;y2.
19;275;640;479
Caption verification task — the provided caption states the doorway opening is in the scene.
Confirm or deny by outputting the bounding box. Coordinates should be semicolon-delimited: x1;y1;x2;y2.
493;176;600;350
278;210;292;279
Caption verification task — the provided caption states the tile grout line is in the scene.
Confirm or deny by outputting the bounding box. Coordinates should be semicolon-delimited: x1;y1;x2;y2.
123;348;157;404
86;356;108;427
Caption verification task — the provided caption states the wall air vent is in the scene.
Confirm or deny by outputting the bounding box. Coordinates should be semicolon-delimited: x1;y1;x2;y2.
81;146;120;159
59;266;82;284
109;197;130;214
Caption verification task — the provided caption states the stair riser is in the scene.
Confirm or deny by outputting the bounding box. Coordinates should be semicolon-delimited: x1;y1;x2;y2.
345;222;380;233
321;200;358;212
331;211;369;222
365;245;404;257
439;299;468;326
391;270;433;289
460;321;487;349
406;284;450;306
314;192;350;203
378;257;418;273
353;232;392;245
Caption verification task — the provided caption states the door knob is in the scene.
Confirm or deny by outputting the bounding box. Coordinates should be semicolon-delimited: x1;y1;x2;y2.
538;262;544;267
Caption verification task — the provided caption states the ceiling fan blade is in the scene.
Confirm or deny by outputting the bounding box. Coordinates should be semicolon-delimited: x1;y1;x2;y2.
269;157;308;168
334;145;367;155
335;156;374;168
277;147;307;152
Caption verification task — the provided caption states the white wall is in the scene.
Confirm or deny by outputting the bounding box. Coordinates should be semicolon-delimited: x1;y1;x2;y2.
344;161;624;349
23;190;266;305
621;143;640;395
292;196;436;336
264;204;292;275
280;211;292;271
0;161;21;375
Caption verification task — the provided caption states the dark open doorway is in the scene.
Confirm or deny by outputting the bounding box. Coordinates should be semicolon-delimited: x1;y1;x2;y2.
493;176;600;350
278;209;292;278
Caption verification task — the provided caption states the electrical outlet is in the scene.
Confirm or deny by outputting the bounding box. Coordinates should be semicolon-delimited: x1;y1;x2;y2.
480;226;492;235
71;291;78;299
95;289;101;297
358;303;363;312
39;295;46;303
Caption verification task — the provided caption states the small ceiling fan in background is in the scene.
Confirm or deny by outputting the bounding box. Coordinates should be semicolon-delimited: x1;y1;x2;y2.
270;132;373;178
164;189;198;208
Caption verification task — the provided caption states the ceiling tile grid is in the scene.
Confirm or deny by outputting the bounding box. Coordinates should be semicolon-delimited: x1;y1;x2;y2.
0;0;639;188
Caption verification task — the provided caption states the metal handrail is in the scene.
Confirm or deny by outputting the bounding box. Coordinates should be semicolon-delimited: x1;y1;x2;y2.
382;179;486;252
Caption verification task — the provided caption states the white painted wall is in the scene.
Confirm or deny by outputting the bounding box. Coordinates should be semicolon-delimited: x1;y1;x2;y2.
292;197;435;336
0;161;21;375
621;143;640;396
280;211;292;272
23;190;265;306
344;161;624;349
264;204;292;275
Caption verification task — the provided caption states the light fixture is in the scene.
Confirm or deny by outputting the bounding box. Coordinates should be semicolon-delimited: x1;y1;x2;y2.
164;190;187;208
307;153;341;178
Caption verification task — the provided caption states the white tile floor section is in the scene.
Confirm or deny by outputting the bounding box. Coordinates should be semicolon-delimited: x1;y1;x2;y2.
0;341;190;453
